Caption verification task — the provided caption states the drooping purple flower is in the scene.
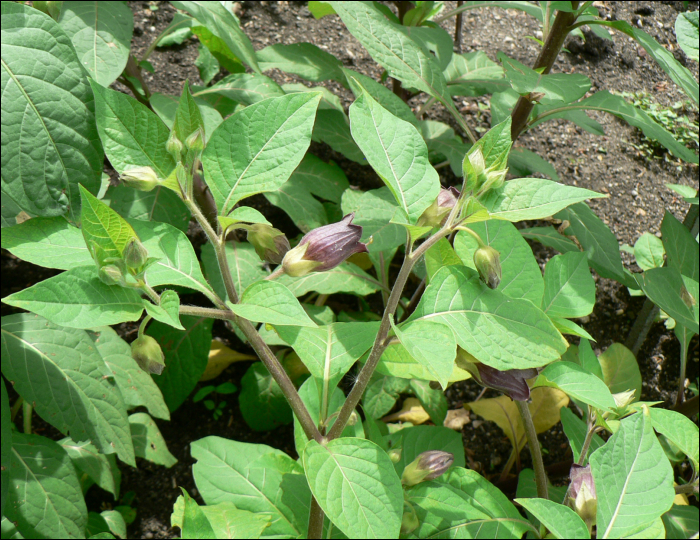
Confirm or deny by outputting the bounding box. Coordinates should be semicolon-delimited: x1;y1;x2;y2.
281;213;368;277
476;363;539;401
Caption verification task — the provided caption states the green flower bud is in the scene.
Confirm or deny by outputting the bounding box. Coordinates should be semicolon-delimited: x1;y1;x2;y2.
474;245;502;289
166;131;184;161
246;224;290;264
185;127;204;153
400;509;419;536
98;264;124;286
131;335;166;375
119;166;160;192
388;448;402;463
123;237;149;271
401;451;454;486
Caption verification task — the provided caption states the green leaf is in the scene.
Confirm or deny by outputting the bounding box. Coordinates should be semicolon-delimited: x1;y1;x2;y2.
579;338;603;380
239;362;293;432
201;241;268;303
661;211;698;281
264;154;349;233
191;25;245;75
465;116;512;170
411;265;567;370
420;120;470;176
193;72;286;105
481;179;606;222
341;187;406;253
59;437;119;498
409;380;448;426
131;220;216;299
172;81;205;145
171;1;260;73
375;341;472;383
454;219;544;306
391;319;456;389
662;504;699;539
156;12;195;47
675;11;699;62
198;502;272;540
2;265;145;328
108;184;190;233
508;146;560;181
276;262;381;297
542;252;595;319
276;322;379;384
258;43;345;84
203;93;321;215
560;407;604;465
129;412;177;467
649;408;699;471
303;437;403;539
515;498;590;539
499;52;591;104
349;90;440;223
425;237;462;282
363;375;410;419
393;425;466;472
80;184;138;264
148;92;223;143
634;232;665;271
312;108;368;163
144;291;183;330
598;343;642;399
521;226;580;254
590;411;675;539
555;202;637;288
5;432;87;539
147;315;213;412
1;314;135;465
1;380;10;517
343;68;418;126
57;1;133;86
0;217;93;269
331;1;448;102
2;2;103;222
179;488;217;539
191;436;308;538
228;281;317;327
90;80;176;178
636;268;699;334
536;361;616;411
195;42;220;85
87;326;170;420
444;50;509;97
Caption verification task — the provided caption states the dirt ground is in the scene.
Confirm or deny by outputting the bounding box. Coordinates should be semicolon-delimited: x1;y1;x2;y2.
1;1;699;537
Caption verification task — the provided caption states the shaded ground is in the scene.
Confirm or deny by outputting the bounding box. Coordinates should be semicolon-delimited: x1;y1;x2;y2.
1;1;699;538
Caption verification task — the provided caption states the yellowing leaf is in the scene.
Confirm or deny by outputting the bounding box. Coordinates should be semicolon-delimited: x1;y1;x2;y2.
200;340;256;381
382;397;430;425
465;387;568;451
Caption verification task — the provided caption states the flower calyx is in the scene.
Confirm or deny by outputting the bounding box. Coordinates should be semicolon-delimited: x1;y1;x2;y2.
417;186;461;228
474;245;502;289
281;213;368;277
401;450;454;486
123;237;149;272
131;335;166;375
568;464;597;533
119;166;161;192
244;223;290;264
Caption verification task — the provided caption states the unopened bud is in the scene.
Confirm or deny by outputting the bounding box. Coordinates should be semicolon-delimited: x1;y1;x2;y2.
474;245;501;289
98;264;124;286
348;410;359;426
400;508;419;536
246;224;290;264
401;451;454;486
417;187;461;227
119;166;160;192
568;464;597;532
185;127;204;153
131;335;166;375
123;237;149;271
166;132;184;161
388;448;402;463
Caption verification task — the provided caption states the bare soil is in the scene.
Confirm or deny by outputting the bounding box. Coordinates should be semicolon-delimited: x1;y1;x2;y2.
2;1;699;538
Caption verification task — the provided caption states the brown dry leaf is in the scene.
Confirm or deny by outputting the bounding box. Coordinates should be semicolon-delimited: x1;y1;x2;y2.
199;340;257;381
382;397;430;425
444;408;470;430
465;387;569;451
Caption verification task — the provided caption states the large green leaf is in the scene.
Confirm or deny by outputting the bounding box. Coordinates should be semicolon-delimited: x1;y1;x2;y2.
90;80;176;178
147;315;213;412
541;252;596;319
649;408;699;471
171;1;260;73
633;232;665;271
1;314;135;466
191;436;309;538
276;322;379;383
1;2;103;222
239;362;293;432
454;219;544;306
87;326;169;420
375;341;472;383
202;92;321;215
392;319;456;389
675;11;699;62
343;68;418;126
590;411;675;539
330;1;448;101
304;437;403;539
257;43;345;84
410;265;567;370
444;51;509;97
341;187;406;253
598;343;642;399
349;89;440;224
536;361;616;412
515;498;589;539
661;211;698;281
5;432;87;539
662;504;699;539
636;268;699;334
2;265;145;328
228;281;317;327
57;1;133;86
107;184;190;233
277;262;381;297
480;179;605;222
0;217;93;270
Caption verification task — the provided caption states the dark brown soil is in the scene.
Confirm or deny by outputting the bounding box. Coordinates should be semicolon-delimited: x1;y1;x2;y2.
2;1;699;538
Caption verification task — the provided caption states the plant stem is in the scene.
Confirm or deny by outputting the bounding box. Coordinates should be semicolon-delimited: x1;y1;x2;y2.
510;4;579;141
179;305;235;320
10;397;23;423
326;228;452;440
307;496;325;539
516;400;549;500
675;482;699;495
22;401;32;434
265;266;285;280
454;0;464;53
576;425;597;467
